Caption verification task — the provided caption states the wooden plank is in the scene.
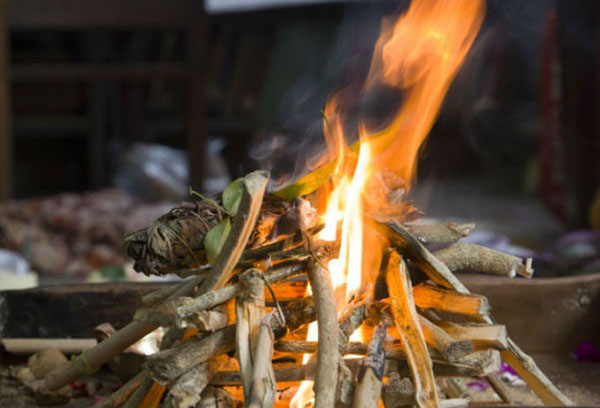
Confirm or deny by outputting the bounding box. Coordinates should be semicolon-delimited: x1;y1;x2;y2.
9;0;189;29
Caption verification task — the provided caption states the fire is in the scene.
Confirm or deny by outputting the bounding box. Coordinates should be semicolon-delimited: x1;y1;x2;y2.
293;0;483;406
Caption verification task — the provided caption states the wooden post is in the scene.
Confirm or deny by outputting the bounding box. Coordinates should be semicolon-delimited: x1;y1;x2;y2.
0;0;11;200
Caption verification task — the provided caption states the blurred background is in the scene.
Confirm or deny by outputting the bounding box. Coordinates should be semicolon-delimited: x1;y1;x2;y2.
0;0;599;287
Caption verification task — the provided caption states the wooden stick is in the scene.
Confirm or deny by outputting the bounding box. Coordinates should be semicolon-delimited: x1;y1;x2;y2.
247;313;277;408
433;243;533;278
42;274;205;392
412;283;490;319
235;269;266;404
163;355;228;408
417;315;474;362
196;170;270;295
174;260;306;323
352;323;387;408
2;338;97;355
307;260;339;408
435;322;507;351
93;371;144;408
406;222;475;247
146;296;316;384
385;252;439;408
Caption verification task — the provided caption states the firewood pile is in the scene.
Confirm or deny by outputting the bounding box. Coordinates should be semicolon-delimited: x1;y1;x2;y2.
37;171;572;408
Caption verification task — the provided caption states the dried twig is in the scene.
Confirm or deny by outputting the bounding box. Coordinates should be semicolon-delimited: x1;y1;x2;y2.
385;251;439;408
433;243;533;278
247;313;278;408
307;260;339;408
93;371;144;408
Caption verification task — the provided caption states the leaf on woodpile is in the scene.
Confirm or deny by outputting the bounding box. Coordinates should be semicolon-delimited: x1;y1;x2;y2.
222;178;244;216
204;219;231;264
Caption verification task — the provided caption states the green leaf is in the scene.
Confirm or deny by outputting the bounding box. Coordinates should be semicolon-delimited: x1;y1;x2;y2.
222;178;244;215
204;218;231;264
100;265;126;281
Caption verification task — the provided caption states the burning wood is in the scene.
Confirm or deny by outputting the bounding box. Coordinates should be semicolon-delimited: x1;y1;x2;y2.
36;0;573;405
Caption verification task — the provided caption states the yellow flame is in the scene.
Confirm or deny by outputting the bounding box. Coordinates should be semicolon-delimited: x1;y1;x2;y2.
295;1;484;406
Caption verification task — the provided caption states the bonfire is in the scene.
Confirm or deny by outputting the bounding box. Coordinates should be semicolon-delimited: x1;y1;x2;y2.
36;0;572;407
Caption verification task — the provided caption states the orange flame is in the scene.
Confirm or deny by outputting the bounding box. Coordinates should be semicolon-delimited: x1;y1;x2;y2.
293;1;484;406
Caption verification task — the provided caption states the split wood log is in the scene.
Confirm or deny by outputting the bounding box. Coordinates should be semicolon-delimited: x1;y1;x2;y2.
173;260;307;325
93;371;144;408
433;243;533;278
412;283;490;319
385;251;439;408
405;223;475;247
377;220;469;292
417;315;474;362
435;322;508;351
43;172;270;392
235;269;266;404
352;323;387;408
438;378;468;399
146;296;316;384
162;355;228;408
247;313;278;408
307;260;339;408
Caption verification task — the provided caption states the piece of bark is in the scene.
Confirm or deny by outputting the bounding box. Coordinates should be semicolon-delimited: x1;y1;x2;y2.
337;299;369;351
377;220;469;293
433;243;533;279
42;274;205;392
307;260;339;408
247;313;277;408
417;315;474;362
352;323;387;408
412;283;490;319
162;355;228;408
235;269;266;404
405;222;475;247
93;371;144;407
146;296;315;384
385;252;439;408
436;322;507;351
175;260;306;324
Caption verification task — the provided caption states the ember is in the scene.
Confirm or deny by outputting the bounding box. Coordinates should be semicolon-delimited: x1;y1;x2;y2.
35;0;573;407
